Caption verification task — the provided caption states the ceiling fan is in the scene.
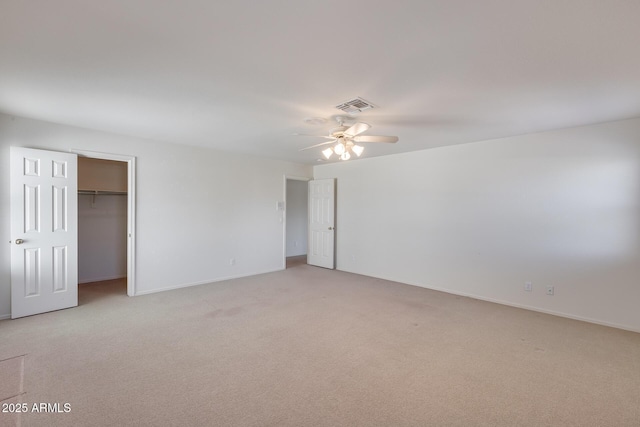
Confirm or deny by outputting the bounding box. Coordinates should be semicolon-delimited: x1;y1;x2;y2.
297;116;398;160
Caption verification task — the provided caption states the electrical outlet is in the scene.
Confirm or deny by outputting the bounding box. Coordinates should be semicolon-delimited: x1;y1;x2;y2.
230;258;236;266
546;285;554;295
524;281;532;292
294;240;298;247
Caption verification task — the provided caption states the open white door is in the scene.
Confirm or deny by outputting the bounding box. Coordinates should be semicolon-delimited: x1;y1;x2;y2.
10;147;78;319
307;178;335;269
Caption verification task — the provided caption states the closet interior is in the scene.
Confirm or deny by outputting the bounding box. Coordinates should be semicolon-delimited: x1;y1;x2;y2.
77;157;128;291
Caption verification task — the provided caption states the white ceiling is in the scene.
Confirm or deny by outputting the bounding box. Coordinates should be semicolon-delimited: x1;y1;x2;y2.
1;0;640;164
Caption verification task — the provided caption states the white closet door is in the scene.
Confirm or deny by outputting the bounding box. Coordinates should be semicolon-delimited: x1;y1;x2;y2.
10;147;78;318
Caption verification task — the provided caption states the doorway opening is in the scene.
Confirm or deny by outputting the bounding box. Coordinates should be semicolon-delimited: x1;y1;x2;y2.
284;176;309;269
73;150;136;297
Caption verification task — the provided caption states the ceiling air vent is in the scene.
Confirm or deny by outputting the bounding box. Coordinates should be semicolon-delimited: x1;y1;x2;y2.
335;97;376;114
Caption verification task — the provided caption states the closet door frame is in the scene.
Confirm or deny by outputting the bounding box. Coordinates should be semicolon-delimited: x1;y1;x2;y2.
72;149;136;296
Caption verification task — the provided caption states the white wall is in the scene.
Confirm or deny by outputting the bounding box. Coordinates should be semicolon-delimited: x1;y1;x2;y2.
0;113;312;318
78;194;127;283
285;179;308;257
314;118;640;332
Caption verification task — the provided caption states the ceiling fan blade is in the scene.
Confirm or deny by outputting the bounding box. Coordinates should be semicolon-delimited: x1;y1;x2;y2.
293;133;336;139
343;122;371;138
352;135;399;143
299;139;337;151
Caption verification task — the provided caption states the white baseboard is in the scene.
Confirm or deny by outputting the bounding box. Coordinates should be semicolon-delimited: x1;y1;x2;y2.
338;268;640;334
134;268;285;296
1;269;286;319
433;286;640;334
79;274;126;284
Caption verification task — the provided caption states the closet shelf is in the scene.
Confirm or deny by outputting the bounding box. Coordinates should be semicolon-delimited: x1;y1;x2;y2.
78;190;127;196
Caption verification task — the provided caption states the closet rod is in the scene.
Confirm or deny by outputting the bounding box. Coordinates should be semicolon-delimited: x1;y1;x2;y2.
78;190;127;196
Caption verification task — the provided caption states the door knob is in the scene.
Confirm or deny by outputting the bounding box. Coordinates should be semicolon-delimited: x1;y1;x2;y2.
328;227;334;230
15;239;24;245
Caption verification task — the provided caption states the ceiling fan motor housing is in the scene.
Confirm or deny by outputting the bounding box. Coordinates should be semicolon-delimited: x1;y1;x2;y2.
331;126;349;138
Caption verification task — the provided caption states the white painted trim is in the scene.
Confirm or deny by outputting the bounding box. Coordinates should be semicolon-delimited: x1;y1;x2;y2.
7;265;637;333
282;175;311;269
470;295;640;334
337;268;640;334
434;287;640;334
79;275;127;284
71;149;136;297
134;268;284;296
285;175;312;182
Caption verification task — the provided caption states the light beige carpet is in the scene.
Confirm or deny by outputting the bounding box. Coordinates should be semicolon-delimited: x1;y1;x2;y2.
0;265;639;426
286;255;307;269
0;355;25;427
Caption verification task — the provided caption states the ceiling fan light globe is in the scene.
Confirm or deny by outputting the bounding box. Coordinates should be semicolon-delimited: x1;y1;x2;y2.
322;148;334;159
340;152;351;161
334;143;345;155
352;145;364;156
